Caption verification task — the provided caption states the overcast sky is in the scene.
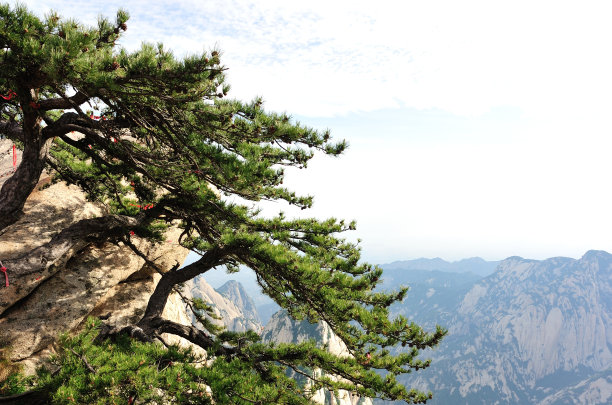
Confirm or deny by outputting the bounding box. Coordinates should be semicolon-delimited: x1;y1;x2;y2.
14;0;612;262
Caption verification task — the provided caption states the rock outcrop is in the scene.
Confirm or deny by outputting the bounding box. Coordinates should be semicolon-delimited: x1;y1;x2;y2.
388;251;612;404
216;280;260;324
539;370;612;405
183;276;262;333
0;138;193;378
262;310;373;405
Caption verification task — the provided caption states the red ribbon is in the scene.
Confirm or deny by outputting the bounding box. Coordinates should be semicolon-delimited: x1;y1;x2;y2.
12;144;16;169
1;90;16;100
29;101;40;109
0;264;8;287
129;203;154;210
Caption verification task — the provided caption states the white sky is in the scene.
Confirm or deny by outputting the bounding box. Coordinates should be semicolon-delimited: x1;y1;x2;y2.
14;0;612;262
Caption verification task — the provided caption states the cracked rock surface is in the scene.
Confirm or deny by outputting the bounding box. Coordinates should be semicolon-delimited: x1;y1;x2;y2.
0;144;191;375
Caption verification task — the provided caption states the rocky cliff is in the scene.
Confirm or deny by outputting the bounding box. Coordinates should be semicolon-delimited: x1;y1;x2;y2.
184;276;262;333
0;139;193;379
386;250;612;404
538;370;612;405
262;310;373;405
216;279;260;325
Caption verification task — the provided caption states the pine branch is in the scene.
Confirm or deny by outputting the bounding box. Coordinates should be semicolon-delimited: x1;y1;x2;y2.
37;91;89;111
68;348;96;374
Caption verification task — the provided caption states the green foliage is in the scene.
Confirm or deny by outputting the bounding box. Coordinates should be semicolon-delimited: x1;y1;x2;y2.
0;370;35;396
0;3;446;404
4;318;214;404
4;317;438;403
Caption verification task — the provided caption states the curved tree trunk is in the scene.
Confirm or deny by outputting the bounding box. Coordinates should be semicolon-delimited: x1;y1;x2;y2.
0;135;52;232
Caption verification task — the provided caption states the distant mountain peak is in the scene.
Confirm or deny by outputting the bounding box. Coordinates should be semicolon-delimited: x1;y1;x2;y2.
429;248;612;403
503;255;525;261
457;257;490;264
216;279;260;324
184;277;262;333
218;279;243;292
582;250;612;260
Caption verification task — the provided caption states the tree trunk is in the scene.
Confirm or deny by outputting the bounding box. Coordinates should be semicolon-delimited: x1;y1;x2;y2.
0;136;52;231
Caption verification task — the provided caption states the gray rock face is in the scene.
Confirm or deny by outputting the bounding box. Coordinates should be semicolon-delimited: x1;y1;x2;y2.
262;310;372;405
0;169;191;377
184;276;262;333
539;370;612;405
457;252;612;378
390;251;612;404
216;280;260;324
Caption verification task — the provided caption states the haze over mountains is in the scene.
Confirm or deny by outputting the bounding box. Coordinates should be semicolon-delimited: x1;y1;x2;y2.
193;251;612;404
379;250;612;404
199;257;501;323
381;257;500;277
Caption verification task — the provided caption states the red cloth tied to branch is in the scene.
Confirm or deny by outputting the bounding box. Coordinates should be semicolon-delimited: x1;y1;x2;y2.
0;262;8;287
129;203;154;210
12;144;16;169
1;90;16;100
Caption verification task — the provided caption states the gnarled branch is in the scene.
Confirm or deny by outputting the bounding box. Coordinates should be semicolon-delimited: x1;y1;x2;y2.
139;245;239;322
37;91;90;111
0;120;23;142
41;112;91;140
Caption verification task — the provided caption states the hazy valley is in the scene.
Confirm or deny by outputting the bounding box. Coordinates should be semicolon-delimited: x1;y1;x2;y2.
199;251;612;404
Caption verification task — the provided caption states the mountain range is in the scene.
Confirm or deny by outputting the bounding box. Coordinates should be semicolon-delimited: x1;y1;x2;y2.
190;251;612;404
381;257;500;277
379;250;612;404
184;277;262;333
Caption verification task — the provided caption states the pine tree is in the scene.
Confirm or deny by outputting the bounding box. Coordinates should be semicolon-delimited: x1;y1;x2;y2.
0;4;446;404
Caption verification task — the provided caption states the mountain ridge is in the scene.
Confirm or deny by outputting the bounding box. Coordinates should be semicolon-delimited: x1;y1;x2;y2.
381;256;500;276
385;249;612;404
216;280;260;324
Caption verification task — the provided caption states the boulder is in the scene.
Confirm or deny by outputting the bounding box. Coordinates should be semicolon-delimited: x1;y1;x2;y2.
0;139;192;377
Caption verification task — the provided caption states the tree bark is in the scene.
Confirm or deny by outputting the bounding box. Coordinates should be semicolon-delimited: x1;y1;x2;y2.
0;132;51;232
0;97;91;232
0;121;23;142
138;246;236;324
95;245;242;355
